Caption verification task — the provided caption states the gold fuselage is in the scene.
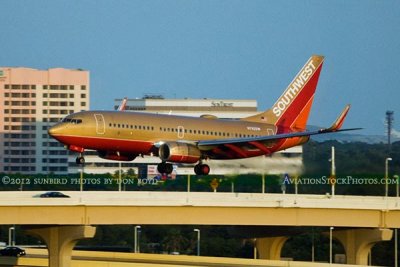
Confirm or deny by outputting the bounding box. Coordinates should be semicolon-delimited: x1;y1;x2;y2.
48;110;299;159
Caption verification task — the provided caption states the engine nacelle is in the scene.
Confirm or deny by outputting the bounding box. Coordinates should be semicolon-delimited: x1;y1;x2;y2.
159;142;201;163
98;151;137;161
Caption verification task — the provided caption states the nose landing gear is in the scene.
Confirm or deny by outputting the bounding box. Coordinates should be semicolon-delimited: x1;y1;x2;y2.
76;153;85;165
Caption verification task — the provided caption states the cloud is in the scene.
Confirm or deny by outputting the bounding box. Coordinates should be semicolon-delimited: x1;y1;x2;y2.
207;154;303;175
391;129;400;138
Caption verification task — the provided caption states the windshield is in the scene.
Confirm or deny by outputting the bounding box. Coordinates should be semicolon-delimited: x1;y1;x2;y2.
61;118;83;124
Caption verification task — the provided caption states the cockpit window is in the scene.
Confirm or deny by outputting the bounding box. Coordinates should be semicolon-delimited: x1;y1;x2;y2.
61;118;83;124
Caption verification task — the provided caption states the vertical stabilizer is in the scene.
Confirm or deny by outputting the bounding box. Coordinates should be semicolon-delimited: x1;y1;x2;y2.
243;55;324;131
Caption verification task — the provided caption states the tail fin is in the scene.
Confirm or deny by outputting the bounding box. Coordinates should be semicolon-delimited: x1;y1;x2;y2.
243;55;324;131
117;97;128;111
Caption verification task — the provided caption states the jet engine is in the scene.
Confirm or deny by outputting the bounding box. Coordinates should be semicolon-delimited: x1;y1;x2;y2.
159;142;201;163
98;151;137;161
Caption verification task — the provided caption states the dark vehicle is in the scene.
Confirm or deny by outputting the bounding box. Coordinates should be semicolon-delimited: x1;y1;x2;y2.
0;247;26;257
40;191;70;198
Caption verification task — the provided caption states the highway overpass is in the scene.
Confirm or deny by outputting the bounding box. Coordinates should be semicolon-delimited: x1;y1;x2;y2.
0;191;399;267
0;248;375;267
0;191;399;227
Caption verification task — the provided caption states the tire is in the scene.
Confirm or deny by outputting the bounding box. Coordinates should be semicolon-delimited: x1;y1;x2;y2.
76;156;85;165
194;164;210;175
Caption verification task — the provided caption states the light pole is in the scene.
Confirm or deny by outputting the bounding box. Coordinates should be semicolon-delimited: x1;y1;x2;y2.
262;173;265;194
395;227;398;267
119;161;122;192
8;226;15;246
395;174;399;267
385;158;392;197
80;167;84;192
194;229;200;256
311;227;315;262
134;225;141;253
329;227;334;265
330;146;336;197
187;174;191;193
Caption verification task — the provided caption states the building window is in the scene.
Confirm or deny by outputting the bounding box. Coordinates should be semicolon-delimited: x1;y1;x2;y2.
81;102;86;106
81;85;86;90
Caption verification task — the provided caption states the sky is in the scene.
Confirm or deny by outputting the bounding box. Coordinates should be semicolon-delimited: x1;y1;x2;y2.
1;0;399;135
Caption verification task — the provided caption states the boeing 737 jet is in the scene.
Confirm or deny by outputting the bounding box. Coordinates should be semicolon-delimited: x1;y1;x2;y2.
48;55;358;175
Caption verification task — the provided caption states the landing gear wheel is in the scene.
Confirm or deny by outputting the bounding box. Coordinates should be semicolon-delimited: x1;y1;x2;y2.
157;162;173;174
76;156;85;165
194;164;210;175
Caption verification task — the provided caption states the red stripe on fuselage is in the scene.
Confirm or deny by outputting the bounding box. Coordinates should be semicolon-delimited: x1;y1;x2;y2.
52;134;154;154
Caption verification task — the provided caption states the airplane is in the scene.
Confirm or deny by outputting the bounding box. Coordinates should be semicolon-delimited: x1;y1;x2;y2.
48;55;359;175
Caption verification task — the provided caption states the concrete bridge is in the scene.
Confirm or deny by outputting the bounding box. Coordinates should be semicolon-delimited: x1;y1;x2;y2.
1;191;399;267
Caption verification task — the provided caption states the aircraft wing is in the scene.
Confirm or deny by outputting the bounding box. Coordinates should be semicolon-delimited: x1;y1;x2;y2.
198;105;360;157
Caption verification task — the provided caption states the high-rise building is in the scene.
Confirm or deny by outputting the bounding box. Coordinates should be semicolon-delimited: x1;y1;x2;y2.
0;67;89;174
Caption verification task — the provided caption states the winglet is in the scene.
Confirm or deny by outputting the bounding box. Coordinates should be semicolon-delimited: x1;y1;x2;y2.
117;97;128;111
325;104;351;132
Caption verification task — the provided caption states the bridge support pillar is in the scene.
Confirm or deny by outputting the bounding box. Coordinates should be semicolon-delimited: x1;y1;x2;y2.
331;228;393;265
26;225;96;267
255;236;289;260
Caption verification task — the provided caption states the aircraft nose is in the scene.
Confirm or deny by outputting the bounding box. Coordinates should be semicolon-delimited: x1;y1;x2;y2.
48;124;63;137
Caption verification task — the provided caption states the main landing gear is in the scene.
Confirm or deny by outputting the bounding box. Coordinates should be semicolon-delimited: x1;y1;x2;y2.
157;162;173;174
194;163;210;175
157;162;210;175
